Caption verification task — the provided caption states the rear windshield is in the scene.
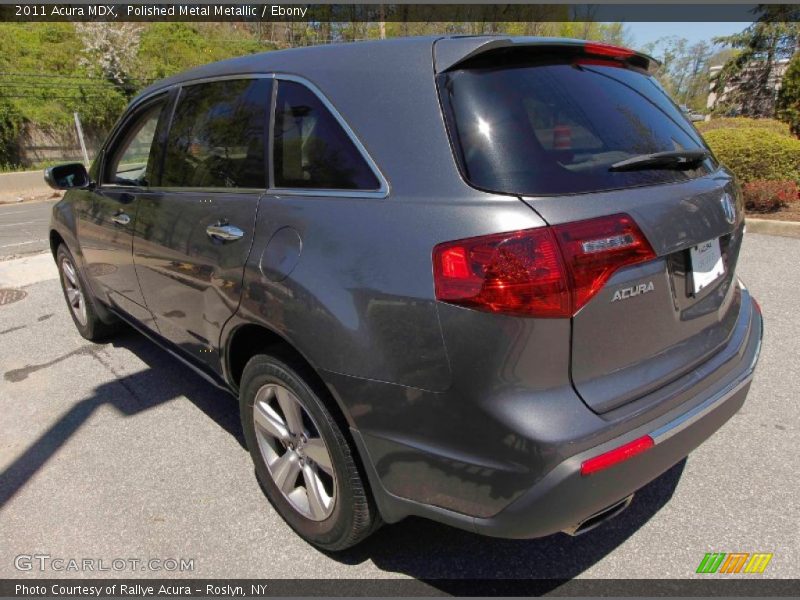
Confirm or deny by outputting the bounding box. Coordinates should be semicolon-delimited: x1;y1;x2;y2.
438;57;714;196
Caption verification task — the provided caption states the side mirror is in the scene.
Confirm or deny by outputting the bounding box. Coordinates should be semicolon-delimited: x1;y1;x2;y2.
44;163;91;190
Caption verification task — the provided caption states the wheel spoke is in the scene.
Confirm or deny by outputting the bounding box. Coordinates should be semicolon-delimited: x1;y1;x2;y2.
303;437;333;475
253;400;290;442
66;288;80;306
303;464;330;520
62;260;77;286
271;451;301;493
276;387;304;435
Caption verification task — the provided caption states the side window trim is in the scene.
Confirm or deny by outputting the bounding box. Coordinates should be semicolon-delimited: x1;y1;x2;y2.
110;73;388;197
99;92;169;189
269;74;389;199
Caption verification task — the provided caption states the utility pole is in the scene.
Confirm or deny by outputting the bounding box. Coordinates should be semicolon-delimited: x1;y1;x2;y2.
73;112;90;168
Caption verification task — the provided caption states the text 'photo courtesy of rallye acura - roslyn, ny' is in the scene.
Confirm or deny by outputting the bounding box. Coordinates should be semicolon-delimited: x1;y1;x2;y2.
44;35;762;551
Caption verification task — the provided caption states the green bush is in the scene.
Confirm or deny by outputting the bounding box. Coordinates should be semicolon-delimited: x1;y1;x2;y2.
702;127;800;184
696;117;791;136
777;54;800;137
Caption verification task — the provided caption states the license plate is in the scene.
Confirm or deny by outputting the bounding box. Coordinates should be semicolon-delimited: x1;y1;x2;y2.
690;238;725;294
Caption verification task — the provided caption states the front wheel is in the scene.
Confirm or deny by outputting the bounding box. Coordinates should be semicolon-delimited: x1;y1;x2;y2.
56;244;119;341
240;353;380;550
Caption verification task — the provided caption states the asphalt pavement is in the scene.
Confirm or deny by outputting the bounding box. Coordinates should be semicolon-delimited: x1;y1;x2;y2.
0;200;56;258
0;233;797;584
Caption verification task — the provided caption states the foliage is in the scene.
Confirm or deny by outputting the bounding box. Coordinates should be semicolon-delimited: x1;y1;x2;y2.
642;36;713;111
74;23;143;90
741;179;799;211
702;127;800;184
711;7;800;117
696;117;790;135
0;94;23;169
777;53;800;136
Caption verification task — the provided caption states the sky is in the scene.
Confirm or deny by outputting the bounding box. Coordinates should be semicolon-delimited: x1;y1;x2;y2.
627;22;750;49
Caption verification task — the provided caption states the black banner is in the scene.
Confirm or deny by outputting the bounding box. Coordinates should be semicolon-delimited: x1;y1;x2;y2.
3;579;800;597
1;3;799;22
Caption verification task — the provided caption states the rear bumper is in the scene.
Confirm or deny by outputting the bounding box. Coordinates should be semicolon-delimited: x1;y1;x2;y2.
350;291;762;538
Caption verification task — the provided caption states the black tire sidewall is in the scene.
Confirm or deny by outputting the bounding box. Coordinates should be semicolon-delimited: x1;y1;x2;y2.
56;245;94;338
240;355;361;548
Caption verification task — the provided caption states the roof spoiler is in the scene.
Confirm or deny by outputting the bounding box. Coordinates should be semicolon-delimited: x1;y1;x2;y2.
434;36;658;73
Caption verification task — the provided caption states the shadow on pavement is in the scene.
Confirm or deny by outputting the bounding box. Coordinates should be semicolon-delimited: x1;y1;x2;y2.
331;459;686;592
0;329;243;509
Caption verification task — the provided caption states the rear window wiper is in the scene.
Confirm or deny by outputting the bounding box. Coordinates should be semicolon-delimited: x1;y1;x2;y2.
609;150;708;172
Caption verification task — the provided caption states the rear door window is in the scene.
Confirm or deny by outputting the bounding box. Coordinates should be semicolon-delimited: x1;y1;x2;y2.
272;80;380;190
439;56;713;196
161;78;270;189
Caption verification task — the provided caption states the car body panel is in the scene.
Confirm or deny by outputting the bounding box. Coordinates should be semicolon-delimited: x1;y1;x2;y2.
133;190;261;372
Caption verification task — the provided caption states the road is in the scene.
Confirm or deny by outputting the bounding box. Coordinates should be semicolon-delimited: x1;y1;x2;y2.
0;233;797;589
0;200;56;258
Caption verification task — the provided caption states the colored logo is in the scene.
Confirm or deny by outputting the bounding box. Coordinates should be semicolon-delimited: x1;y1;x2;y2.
696;552;773;574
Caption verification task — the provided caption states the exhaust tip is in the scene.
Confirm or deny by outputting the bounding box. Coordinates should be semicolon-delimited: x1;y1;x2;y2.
562;494;634;536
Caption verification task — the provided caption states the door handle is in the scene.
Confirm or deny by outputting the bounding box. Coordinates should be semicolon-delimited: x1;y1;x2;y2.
206;222;244;242
112;212;131;226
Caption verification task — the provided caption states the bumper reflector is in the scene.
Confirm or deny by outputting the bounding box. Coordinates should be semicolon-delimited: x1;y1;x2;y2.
580;435;654;476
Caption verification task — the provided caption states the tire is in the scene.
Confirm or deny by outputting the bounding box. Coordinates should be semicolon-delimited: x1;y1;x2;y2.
56;244;120;342
240;353;380;550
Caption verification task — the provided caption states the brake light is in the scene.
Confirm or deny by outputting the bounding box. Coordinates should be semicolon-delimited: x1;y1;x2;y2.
432;214;655;317
580;435;654;476
584;42;636;60
553;214;656;313
433;228;570;317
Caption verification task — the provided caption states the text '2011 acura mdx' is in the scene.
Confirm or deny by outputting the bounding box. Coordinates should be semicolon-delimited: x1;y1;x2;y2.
46;36;762;550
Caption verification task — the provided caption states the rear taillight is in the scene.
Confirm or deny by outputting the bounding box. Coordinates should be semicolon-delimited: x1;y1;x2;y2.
553;214;656;313
433;228;570;317
432;213;655;318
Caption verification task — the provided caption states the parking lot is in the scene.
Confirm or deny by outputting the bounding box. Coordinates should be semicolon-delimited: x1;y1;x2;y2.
1;216;798;584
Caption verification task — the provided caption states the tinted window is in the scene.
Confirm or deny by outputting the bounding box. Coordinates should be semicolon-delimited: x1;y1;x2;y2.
104;100;164;186
273;81;380;190
161;79;270;188
440;60;713;195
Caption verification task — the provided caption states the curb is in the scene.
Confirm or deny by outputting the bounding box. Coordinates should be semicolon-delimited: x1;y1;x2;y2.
746;217;800;239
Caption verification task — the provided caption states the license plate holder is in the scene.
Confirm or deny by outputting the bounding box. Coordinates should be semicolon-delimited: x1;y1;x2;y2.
690;238;725;294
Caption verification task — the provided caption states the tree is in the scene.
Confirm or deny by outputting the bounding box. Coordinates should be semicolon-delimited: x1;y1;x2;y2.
777;54;800;136
642;37;713;110
711;6;800;117
74;23;143;93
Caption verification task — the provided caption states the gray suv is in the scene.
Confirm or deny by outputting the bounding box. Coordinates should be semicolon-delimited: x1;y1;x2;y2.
46;36;762;550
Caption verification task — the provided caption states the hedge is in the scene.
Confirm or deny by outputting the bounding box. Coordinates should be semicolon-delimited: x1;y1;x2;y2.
702;127;800;185
742;180;799;212
696;117;791;136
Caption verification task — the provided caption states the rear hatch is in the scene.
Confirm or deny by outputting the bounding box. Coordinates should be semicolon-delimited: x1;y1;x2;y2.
436;39;744;413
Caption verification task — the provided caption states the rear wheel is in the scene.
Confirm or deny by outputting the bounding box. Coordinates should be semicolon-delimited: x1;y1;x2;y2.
56;244;119;341
240;353;379;550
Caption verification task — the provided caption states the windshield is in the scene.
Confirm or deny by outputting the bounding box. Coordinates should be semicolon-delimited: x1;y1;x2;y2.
439;59;714;196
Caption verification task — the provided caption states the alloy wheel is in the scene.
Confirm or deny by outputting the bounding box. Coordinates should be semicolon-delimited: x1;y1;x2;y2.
60;256;87;326
253;383;336;521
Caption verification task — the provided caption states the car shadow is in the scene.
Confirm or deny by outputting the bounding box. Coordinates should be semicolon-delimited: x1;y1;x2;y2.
0;328;244;509
330;459;687;593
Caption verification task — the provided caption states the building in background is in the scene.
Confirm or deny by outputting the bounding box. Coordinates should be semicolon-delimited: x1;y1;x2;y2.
707;58;791;116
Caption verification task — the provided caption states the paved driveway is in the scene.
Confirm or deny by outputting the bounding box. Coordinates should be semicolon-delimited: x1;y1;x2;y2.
0;233;797;586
